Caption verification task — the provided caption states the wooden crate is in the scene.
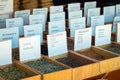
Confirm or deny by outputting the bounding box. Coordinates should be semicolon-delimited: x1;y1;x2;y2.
50;51;99;80
0;61;41;80
75;46;120;73
18;55;72;80
96;42;120;56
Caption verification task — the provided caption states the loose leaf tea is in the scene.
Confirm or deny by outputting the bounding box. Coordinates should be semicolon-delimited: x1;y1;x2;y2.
25;59;64;74
56;57;81;68
105;46;120;54
77;49;106;61
0;66;30;80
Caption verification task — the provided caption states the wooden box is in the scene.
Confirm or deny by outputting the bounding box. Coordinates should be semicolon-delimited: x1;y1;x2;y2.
18;55;72;80
50;51;99;80
76;45;120;73
0;61;41;80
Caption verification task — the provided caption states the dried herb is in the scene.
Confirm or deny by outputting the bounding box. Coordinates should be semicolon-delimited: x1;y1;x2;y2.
0;66;30;80
56;57;81;68
105;46;120;54
77;50;106;61
25;59;64;74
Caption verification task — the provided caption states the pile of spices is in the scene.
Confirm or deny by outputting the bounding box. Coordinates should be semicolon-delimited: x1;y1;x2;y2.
0;66;30;80
25;59;64;74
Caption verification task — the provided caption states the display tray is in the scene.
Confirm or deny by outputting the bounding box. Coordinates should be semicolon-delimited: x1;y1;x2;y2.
19;55;72;80
0;61;41;80
87;46;120;73
50;52;99;80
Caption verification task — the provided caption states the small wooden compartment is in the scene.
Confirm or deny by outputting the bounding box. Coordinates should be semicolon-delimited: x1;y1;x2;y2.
50;52;99;80
19;55;72;80
76;46;120;73
97;42;120;56
0;61;41;80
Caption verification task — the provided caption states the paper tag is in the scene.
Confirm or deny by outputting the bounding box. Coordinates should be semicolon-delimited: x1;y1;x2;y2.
68;3;80;12
48;20;65;34
24;24;43;43
95;24;112;46
0;14;9;28
33;8;48;25
74;28;92;51
0;27;19;48
69;17;86;37
68;10;82;19
116;4;120;16
19;35;41;61
112;16;120;32
0;0;13;17
84;1;96;16
87;8;100;26
116;23;120;43
91;15;104;36
6;17;24;36
33;8;48;15
47;31;68;57
50;12;65;21
104;6;115;23
15;10;30;25
0;40;12;66
29;14;46;31
50;5;63;13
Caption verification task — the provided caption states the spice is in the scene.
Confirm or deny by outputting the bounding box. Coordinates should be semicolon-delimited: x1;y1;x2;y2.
105;46;120;54
77;49;106;61
56;57;81;68
25;59;64;74
0;66;30;80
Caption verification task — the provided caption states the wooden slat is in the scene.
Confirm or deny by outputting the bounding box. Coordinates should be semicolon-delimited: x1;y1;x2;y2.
73;63;100;80
22;75;41;80
100;57;120;73
43;69;72;80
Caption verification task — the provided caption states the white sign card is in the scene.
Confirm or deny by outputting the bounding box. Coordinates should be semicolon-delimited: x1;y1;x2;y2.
19;35;41;61
47;31;68;57
0;14;9;28
87;8;100;26
15;10;30;25
33;8;48;25
84;1;96;16
29;14;46;31
69;17;86;37
6;17;24;36
50;12;65;21
68;10;82;19
50;5;63;13
95;24;112;46
104;6;115;23
74;28;92;51
48;20;65;34
33;8;48;15
68;3;80;12
91;15;104;36
0;27;19;48
0;0;13;17
24;24;43;43
0;40;12;66
116;23;120;42
116;4;120;16
112;16;120;32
